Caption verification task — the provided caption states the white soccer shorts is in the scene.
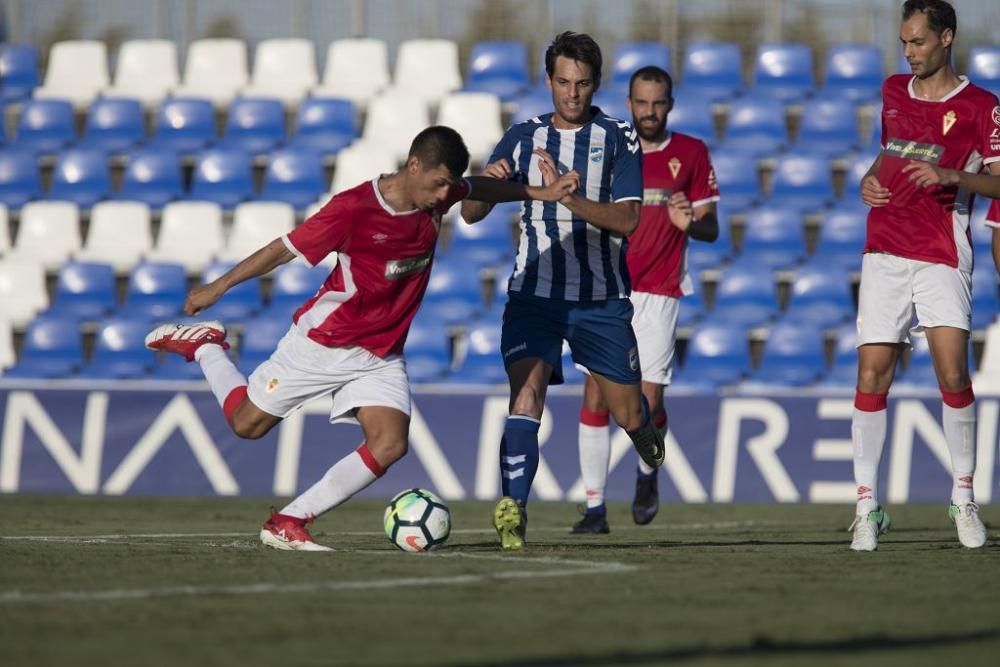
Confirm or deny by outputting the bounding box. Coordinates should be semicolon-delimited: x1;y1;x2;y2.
856;252;972;347
247;325;411;424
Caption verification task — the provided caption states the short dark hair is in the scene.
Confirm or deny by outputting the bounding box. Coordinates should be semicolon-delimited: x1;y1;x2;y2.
628;65;673;99
408;126;469;178
545;31;603;91
902;0;957;40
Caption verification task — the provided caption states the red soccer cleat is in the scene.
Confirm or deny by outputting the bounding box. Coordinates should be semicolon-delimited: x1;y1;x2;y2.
145;321;229;362
260;508;334;552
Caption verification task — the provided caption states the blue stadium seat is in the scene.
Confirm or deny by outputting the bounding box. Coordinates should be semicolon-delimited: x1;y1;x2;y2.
152;351;213;380
404;311;452;382
711;262;780;327
446;202;517;269
47;261;116;322
221;97;286;154
667;96;715;143
237;315;289;376
821;44;883;102
898;335;939;387
677;322;750;388
4;316;83;378
261;149;326;209
740;206;806;269
49;149;111;208
195;261;262;324
719;94;788;157
0;43;40;103
767;152;835;213
749;320;826;386
15;99;75;155
972;268;999;330
117;149;183;208
841;150;879;202
264;262;329;320
0;150;41;209
119;262;187;320
448;321;506;384
422;255;487;325
511;88;553;123
151;98;215;154
677;289;707;328
794;98;859;157
970;204;995;252
463;41;530;102
710;153;761;210
287;97;357;156
783;263;854;329
752;43;816;102
822;323;858;386
813;205;867;272
79;318;156;379
610;42;671;95
680;42;743;102
969;46;1000;88
80;97;145;154
592;88;628;122
190;148;254;208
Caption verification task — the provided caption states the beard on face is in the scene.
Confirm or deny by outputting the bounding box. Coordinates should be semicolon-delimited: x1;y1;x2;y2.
635;115;666;141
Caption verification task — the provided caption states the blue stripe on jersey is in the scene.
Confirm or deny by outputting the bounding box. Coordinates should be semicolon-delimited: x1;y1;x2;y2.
545;128;566;301
571;124;593;302
516;130;539;297
598;127;620;298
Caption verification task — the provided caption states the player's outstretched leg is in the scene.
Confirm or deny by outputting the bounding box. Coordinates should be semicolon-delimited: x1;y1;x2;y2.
493;496;526;551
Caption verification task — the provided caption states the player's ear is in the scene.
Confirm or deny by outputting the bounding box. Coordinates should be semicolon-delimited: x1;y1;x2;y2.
406;156;421;174
940;28;953;50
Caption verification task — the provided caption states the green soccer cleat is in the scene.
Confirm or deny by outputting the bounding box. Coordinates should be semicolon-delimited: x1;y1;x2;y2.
493;496;525;551
849;507;891;552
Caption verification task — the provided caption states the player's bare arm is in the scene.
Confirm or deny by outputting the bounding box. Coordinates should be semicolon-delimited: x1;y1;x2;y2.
185;238;295;316
467;170;580;205
860;153;890;207
903;159;1000;197
461;159;512;223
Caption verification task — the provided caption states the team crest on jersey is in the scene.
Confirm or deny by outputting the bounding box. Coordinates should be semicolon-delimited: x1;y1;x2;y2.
668;157;682;179
590;146;604;163
942;110;957;135
266;378;279;393
628;346;638;372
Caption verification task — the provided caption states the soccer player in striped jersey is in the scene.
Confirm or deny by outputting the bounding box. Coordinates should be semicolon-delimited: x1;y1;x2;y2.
570;66;720;534
461;32;666;551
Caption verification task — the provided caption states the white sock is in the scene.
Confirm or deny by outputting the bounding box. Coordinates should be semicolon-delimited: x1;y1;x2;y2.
281;445;383;518
943;401;976;505
852;406;886;515
579;410;610;509
195;344;246;408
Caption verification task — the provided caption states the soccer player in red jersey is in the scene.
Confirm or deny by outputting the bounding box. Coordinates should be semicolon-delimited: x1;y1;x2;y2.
145;126;579;551
569;66;720;533
850;0;1000;551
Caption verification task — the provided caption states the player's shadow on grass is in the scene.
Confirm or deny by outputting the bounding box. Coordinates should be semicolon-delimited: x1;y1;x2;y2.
448;628;999;667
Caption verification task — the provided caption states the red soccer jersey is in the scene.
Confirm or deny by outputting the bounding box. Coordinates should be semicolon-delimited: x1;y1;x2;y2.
867;75;1000;271
626;132;720;297
282;177;470;357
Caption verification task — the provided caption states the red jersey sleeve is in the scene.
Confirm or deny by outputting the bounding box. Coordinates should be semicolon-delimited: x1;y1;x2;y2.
687;142;721;208
987;198;1000;228
283;191;353;267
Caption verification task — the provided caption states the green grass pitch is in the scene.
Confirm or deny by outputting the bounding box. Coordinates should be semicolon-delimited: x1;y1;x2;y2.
2;497;998;667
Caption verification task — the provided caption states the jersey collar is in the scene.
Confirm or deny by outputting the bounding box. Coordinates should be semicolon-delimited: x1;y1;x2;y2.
372;176;417;216
907;75;970;103
644;130;673;154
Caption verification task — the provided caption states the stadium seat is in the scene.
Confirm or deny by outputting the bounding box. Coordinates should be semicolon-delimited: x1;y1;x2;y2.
330;142;397;195
719;94;788;157
667;96;716;143
15;99;75;155
261;149;326;209
422;257;485;326
287;97;357;157
0;318;14;373
680;42;744;102
793;98;859;157
189;148;254;209
511;88;554;124
33;40;109;108
80;98;145;154
709;152;761;210
221;96;286;154
195;261;262;323
0;150;41;209
403;311;453;382
218;201;295;263
821;44;883;102
592;88;629;122
969;46;1000;88
151;98;216;154
463;41;530;102
75;201;153;273
812;205;867;272
117;149;184;208
104;39;180;107
973;319;1000;390
362;92;432;163
970;204;995;253
609;42;671;95
151;351;214;380
821;323;859;386
749;321;826;386
898;335;940;387
436;92;504;165
450;201;518;258
146;201;224;273
449;321;507;384
173;38;249;107
391;39;462;104
740;206;806;269
49;149;111;208
0;43;40;103
0;255;48;327
767;152;835;213
867;103;883;149
972;267;999;330
79;318;156;379
119;262;187;320
242;38;318;107
711;262;780;327
783;263;854;329
840;150;879;202
676;288;707;328
14;201;81;270
751;43;816;102
313;38;390;109
677;322;750;388
4;315;83;378
47;261;116;322
264;263;329;320
236;315;288;376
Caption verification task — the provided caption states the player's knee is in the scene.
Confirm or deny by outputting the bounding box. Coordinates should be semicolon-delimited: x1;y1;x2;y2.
613;405;645;432
937;369;970;394
856;366;892;393
369;437;408;466
510;389;545;418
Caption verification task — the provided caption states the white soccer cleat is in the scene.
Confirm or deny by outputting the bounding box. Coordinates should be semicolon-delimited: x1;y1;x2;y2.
949;502;987;549
849;507;891;552
145;321;228;362
260;509;334;552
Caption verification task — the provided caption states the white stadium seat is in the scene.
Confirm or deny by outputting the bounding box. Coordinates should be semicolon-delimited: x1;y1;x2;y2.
436;92;504;165
242;39;318;107
33;40;110;108
0;256;48;328
75;201;153;273
361;92;430;163
330;142;397;195
391;39;462;105
0;318;14;372
13;201;81;271
146;201;225;274
104;39;180;107
312;38;390;109
173;39;249;107
218;201;295;263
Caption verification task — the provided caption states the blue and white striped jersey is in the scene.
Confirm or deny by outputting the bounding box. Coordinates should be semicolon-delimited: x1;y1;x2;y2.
488;106;643;302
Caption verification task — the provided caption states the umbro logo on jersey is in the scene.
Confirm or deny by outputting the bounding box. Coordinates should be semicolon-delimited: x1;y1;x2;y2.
372;233;389;243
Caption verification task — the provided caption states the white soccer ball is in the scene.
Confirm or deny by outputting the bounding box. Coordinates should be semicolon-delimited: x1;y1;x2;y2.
383;488;451;552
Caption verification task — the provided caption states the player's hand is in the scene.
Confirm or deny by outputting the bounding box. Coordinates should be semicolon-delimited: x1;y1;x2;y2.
902;160;959;189
480;159;512;180
667;191;695;231
860;173;890;208
184;282;225;316
536;170;580;201
532;148;560;186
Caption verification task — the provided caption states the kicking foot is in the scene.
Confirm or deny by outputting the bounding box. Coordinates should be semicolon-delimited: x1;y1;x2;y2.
260;508;334;552
145;321;229;362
